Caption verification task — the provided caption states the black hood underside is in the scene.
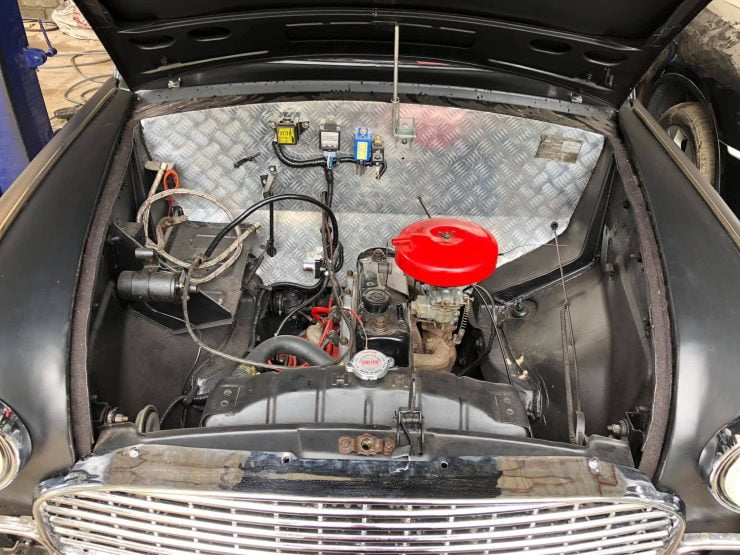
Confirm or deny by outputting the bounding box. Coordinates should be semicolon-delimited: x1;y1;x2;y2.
77;0;710;107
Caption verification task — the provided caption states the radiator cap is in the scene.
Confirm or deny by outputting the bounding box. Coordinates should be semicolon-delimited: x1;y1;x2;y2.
391;218;498;287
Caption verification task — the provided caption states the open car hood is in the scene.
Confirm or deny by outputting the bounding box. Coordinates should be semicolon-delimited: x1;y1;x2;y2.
76;0;710;107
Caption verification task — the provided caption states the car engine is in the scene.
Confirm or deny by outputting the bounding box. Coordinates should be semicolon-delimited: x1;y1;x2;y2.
199;218;532;450
90;99;652;466
105;105;537;453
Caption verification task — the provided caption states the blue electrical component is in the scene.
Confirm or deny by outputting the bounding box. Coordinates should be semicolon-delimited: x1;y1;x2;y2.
353;127;372;163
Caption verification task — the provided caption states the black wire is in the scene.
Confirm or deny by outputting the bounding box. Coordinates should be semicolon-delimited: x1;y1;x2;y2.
181;403;190;428
333;241;345;271
458;285;509;380
323;166;335;207
320;167;345;271
273;141;364;169
204;194;339;258
274;276;329;336
242;253;265;290
250;288;269;350
159;395;186;426
272;142;325;167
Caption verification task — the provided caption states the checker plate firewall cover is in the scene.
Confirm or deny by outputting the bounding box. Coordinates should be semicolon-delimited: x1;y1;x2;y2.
141;101;604;284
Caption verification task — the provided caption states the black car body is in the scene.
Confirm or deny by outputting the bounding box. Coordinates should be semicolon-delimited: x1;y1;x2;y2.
0;1;739;553
639;2;740;213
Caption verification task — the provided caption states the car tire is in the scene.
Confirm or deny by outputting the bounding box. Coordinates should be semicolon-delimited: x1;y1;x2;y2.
658;101;717;187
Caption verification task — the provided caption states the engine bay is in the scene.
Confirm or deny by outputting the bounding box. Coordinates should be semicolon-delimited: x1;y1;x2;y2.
87;97;657;466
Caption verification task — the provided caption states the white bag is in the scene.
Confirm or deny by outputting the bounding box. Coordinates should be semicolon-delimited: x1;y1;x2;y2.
51;1;98;41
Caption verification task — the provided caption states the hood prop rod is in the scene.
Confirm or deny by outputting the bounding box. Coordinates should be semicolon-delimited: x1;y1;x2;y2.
552;222;586;445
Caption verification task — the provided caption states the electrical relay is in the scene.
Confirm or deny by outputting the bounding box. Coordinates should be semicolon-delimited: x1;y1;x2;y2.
272;112;309;145
320;117;341;167
353;128;372;163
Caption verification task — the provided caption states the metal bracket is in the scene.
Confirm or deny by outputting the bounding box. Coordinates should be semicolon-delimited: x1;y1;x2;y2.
260;166;278;256
260;165;277;196
390;24;415;144
338;433;395;456
395;408;424;456
394;375;424;456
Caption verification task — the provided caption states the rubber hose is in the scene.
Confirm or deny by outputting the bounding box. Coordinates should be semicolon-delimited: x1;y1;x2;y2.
248;335;335;366
270;280;324;294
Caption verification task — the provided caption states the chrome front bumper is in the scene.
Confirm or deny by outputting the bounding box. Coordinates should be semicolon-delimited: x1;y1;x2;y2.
0;445;736;553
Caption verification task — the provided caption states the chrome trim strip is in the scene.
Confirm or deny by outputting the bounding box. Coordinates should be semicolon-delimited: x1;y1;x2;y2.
677;532;740;553
0;515;40;543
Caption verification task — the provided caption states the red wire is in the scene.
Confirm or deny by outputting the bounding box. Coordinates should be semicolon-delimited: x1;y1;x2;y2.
311;306;330;321
162;169;180;204
319;320;333;347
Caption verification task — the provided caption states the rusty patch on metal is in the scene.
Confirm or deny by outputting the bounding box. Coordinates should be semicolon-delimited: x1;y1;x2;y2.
338;434;395;456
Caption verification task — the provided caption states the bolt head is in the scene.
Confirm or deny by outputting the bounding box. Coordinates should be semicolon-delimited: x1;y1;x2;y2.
128;447;139;458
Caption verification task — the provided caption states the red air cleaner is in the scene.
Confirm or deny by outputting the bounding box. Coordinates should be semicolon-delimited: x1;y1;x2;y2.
391;218;498;287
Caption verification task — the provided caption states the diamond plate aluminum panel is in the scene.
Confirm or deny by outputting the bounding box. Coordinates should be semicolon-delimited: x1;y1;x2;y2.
141;101;604;284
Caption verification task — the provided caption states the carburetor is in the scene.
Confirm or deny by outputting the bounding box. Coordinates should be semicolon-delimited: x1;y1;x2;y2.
391;218;499;372
411;285;469;326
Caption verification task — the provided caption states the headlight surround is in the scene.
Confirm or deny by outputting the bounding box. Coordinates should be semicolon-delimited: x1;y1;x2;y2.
700;415;740;512
0;401;31;491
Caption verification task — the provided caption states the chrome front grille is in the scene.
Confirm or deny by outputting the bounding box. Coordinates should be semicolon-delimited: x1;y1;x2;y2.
34;445;685;554
37;489;682;554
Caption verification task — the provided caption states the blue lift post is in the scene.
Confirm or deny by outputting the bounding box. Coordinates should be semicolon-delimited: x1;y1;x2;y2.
0;1;54;194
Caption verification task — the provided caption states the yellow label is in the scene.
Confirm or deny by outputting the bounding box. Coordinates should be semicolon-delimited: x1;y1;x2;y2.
356;142;369;160
276;126;296;144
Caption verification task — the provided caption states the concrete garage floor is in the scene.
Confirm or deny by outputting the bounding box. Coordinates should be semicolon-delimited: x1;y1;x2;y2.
22;0;739;131
24;20;112;131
